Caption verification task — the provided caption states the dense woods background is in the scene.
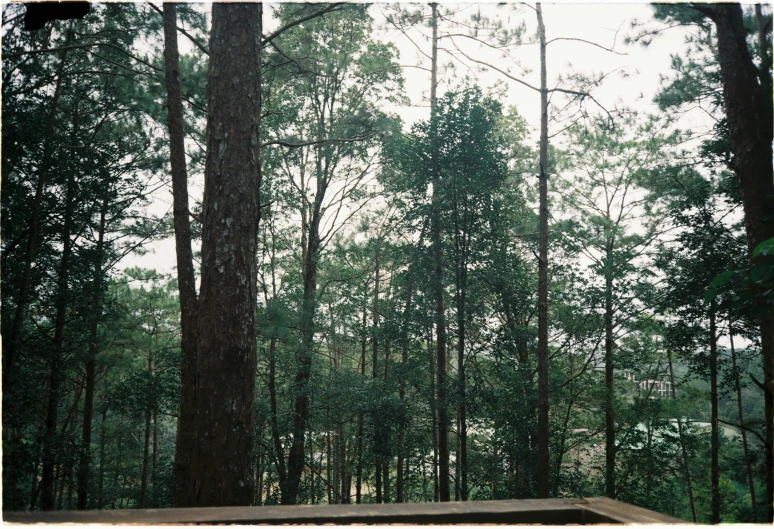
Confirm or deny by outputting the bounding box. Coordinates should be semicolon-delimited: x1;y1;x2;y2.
2;2;772;523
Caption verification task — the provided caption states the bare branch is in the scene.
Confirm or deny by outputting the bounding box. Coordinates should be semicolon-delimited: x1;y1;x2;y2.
546;37;626;56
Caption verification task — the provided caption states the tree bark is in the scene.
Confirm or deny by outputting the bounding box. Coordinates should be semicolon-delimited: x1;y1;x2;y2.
705;6;774;520
163;4;200;506
179;2;262;507
535;1;550;500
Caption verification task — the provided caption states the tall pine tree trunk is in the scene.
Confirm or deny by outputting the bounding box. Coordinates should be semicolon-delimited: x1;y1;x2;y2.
703;6;774;520
535;2;551;499
429;2;450;502
41;136;78;511
162;4;200;506
180;3;263;507
77;191;109;510
5;39;69;394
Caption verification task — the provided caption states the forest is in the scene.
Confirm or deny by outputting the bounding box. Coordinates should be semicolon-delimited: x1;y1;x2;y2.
1;1;773;524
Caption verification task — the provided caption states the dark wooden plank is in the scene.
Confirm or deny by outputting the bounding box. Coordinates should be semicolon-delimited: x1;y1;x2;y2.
575;497;690;524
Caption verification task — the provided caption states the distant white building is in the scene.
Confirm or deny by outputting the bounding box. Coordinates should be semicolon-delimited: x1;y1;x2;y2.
638;379;673;398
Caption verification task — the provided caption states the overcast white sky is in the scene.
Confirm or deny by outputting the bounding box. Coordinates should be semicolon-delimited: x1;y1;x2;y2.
121;2;721;277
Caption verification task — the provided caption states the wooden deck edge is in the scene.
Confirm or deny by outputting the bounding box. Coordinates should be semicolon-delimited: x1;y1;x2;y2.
3;496;686;525
575;497;691;524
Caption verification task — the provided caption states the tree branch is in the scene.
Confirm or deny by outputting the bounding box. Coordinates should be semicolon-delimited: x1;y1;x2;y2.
262;3;345;46
261;132;380;150
147;2;210;56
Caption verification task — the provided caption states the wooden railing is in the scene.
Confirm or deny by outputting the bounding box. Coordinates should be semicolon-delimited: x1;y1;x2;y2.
4;497;687;524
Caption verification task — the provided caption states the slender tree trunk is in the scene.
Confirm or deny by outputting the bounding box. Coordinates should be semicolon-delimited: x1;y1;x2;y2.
268;336;288;498
256;450;264;506
29;430;43;510
77;191;108;510
181;2;262;507
397;279;414;503
356;296;367;504
56;465;65;510
705;6;774;520
97;409;106;510
382;425;390;503
667;349;698;523
326;428;332;504
455;272;468;501
428;331;439;502
535;2;551;500
41;141;78;511
729;325;758;521
113;427;121;509
139;356;153;509
373;249;382;503
710;307;720;524
604;238;615;499
4;40;69;393
163;4;200;506
285;193;323;504
429;2;450;503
